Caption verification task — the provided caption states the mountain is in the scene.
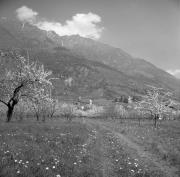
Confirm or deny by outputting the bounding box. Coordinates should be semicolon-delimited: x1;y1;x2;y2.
55;35;180;92
0;18;179;100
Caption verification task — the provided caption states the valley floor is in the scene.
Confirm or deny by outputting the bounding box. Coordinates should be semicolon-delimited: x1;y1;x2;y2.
0;118;179;177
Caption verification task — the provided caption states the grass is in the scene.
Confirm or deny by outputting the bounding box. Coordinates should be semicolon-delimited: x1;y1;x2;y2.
0;117;179;177
0;118;102;177
103;131;162;177
97;118;180;176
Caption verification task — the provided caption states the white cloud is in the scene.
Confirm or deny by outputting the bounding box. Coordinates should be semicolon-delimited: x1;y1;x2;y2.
167;69;180;79
15;6;103;39
16;6;38;23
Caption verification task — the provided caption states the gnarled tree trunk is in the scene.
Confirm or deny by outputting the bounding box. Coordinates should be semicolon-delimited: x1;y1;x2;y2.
6;105;14;122
6;99;18;122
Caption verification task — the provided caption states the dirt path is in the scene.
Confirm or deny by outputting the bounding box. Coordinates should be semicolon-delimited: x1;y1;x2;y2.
85;119;179;177
85;121;114;177
97;128;111;177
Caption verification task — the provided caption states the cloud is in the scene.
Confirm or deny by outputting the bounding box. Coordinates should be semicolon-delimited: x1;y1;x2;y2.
36;13;103;39
167;69;180;78
15;6;103;39
16;6;38;23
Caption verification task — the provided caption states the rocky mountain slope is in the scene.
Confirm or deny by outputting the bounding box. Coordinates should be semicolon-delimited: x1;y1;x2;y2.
0;18;179;100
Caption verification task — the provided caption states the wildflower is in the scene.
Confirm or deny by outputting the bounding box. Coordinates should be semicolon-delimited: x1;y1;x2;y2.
138;169;142;173
134;163;138;167
53;166;56;169
45;167;49;170
73;162;77;165
17;170;20;174
56;175;61;177
130;169;135;173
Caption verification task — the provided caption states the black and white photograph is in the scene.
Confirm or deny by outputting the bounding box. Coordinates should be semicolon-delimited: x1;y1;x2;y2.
0;0;180;176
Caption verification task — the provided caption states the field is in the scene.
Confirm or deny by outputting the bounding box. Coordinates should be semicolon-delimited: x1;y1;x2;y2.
0;117;179;177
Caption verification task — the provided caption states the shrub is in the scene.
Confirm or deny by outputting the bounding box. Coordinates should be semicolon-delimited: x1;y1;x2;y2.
114;104;128;118
172;111;180;120
102;103;128;119
60;103;75;121
102;103;117;119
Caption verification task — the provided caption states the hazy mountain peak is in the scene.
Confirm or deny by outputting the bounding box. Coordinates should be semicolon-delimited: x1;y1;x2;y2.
0;19;180;99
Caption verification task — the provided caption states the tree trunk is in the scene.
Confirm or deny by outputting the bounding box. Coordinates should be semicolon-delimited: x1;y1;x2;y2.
6;105;14;122
154;114;158;128
35;113;39;121
6;99;18;122
138;117;141;126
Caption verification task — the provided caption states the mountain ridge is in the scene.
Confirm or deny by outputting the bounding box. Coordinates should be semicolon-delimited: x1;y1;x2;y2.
0;18;179;100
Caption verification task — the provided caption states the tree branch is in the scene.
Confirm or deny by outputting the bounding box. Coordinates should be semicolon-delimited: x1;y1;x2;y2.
0;99;8;106
13;83;24;96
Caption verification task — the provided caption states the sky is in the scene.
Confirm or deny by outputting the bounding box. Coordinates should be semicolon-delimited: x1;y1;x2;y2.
0;0;180;78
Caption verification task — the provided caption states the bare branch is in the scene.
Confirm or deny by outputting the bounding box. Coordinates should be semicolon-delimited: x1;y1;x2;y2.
0;99;8;106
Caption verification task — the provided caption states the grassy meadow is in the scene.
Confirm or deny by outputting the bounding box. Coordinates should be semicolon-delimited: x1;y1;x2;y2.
0;119;99;177
0;117;179;177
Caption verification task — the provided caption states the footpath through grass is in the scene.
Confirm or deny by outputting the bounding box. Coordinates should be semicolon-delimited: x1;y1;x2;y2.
89;118;180;177
0;118;179;177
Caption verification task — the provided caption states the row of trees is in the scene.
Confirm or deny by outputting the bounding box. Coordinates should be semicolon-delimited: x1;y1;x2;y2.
0;51;179;124
104;86;179;127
